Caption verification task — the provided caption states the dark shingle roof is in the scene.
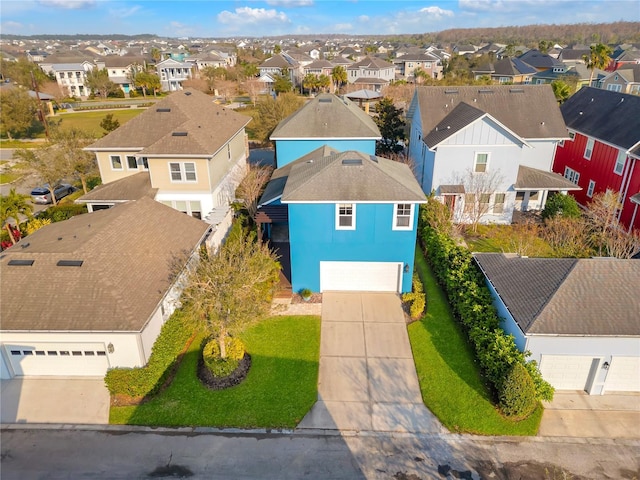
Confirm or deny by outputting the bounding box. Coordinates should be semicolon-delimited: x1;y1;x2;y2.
474;254;640;336
281;150;426;203
560;87;640;151
412;85;567;142
0;197;209;332
514;166;582;190
86;89;250;156
518;49;564;69
424;102;486;146
270;93;380;140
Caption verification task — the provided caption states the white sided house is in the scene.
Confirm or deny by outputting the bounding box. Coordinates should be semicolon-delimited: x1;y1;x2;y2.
407;85;580;224
0;198;209;379
474;253;640;395
82;88;250;244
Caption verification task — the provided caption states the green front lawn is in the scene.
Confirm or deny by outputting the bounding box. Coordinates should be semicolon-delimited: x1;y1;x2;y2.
109;315;320;428
408;244;542;435
55;109;145;137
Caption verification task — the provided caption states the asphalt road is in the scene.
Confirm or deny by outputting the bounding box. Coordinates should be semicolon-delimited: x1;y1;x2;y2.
1;428;638;480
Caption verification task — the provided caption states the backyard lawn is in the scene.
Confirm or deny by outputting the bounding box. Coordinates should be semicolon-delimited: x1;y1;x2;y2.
463;223;555;256
109;315;320;428
408;244;543;435
54;109;146;137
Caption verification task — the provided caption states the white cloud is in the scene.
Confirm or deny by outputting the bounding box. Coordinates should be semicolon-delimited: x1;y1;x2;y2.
108;5;142;18
266;0;313;6
418;6;455;18
217;7;290;26
358;15;369;22
333;23;353;31
38;0;96;9
167;21;195;37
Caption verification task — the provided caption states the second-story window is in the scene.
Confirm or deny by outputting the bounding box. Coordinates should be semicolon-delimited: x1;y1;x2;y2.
126;156;137;170
110;155;122;170
474;153;489;172
336;203;355;230
169;162;197;182
393;204;413;230
614;150;627;175
584;138;594;160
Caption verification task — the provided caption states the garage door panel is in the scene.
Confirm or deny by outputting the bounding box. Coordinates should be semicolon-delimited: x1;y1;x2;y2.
320;261;401;292
539;355;594;391
606;357;640;392
5;343;109;377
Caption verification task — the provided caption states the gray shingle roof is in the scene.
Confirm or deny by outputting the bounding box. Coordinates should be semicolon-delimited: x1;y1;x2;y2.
514;166;582;190
281;150;426;203
270;93;380;140
561;87;640;151
474;253;640;336
86;89;250;156
412;85;568;142
424;102;486;146
0;197;209;332
75;172;157;203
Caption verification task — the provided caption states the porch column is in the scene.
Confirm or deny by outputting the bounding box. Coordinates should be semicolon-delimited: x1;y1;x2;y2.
539;190;549;211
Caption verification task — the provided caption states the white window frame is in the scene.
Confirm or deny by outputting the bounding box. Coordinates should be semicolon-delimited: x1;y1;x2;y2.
493;193;506;214
614;150;626;176
126;155;138;170
137;157;149;170
336;203;356;230
169;162;197;183
110;155;123;170
564;166;580;185
393;204;413;231
474;152;489;173
584;137;594;160
587;180;596;198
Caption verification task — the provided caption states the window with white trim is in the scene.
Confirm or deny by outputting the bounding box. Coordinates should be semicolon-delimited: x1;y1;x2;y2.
564;166;580;185
126;156;137;170
493;193;505;213
474;153;489;172
614;150;626;175
568;132;575;141
584;138;594;159
161;200;202;219
169;162;197;182
110;155;122;170
336;203;355;230
138;157;149;170
587;180;596;198
393;204;413;230
464;194;475;213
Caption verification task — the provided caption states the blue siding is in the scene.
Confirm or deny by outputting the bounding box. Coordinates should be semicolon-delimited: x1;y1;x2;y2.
275;139;376;167
288;203;418;292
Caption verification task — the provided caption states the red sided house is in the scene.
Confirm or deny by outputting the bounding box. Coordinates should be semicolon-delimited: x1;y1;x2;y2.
552;87;640;231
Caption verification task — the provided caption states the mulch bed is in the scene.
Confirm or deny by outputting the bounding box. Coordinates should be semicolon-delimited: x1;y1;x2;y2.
197;352;252;390
291;293;323;304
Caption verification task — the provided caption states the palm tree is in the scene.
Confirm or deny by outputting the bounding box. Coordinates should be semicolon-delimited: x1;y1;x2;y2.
331;66;347;93
582;43;613;87
0;188;33;245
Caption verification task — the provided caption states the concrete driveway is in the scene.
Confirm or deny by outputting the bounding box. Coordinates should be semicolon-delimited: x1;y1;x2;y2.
0;377;110;424
539;391;640;438
298;291;444;434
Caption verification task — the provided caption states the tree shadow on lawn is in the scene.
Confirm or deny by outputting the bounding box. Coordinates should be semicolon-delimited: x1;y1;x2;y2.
110;317;320;429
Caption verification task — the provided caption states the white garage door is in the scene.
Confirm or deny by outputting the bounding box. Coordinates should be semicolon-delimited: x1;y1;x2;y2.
320;261;402;292
539;355;595;391
4;343;110;377
605;357;640;392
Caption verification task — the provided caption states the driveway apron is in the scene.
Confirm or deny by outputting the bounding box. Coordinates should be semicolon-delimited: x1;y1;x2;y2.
298;292;444;434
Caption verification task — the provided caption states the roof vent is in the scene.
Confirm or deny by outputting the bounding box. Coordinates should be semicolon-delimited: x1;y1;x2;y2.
57;260;83;267
184;91;192;96
444;89;458;94
156;108;171;112
319;98;332;103
8;259;34;266
478;89;494;94
509;88;524;93
369;155;378;163
21;243;30;249
342;159;363;166
172;132;188;136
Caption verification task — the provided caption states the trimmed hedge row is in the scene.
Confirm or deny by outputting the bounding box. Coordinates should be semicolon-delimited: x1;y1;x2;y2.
402;273;426;320
72;103;154;111
419;209;554;404
104;309;195;398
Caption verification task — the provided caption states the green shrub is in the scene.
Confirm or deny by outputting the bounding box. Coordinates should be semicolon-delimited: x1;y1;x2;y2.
402;273;426;319
202;336;246;377
104;309;194;397
24;217;51;235
499;363;538;418
38;203;87;222
541;193;581;220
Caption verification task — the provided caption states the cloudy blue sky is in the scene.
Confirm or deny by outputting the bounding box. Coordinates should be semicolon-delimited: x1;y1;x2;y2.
1;0;637;38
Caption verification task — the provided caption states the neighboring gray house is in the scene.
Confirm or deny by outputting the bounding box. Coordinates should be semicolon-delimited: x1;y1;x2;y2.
407;85;579;224
95;55;147;96
474;253;640;395
155;58;193;92
0;198;210;379
600;65;640;95
346;56;395;91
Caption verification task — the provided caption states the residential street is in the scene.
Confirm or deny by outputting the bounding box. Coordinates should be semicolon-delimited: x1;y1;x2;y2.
1;427;638;479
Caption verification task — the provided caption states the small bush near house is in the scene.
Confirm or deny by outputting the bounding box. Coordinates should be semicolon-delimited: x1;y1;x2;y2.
202;336;246;378
23;217;51;235
104;309;195;400
38;203;87;222
402;273;426;320
499;363;538;418
541;193;581;220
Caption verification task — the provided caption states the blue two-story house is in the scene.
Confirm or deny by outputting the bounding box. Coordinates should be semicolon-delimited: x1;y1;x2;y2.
270;93;381;167
258;149;426;293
